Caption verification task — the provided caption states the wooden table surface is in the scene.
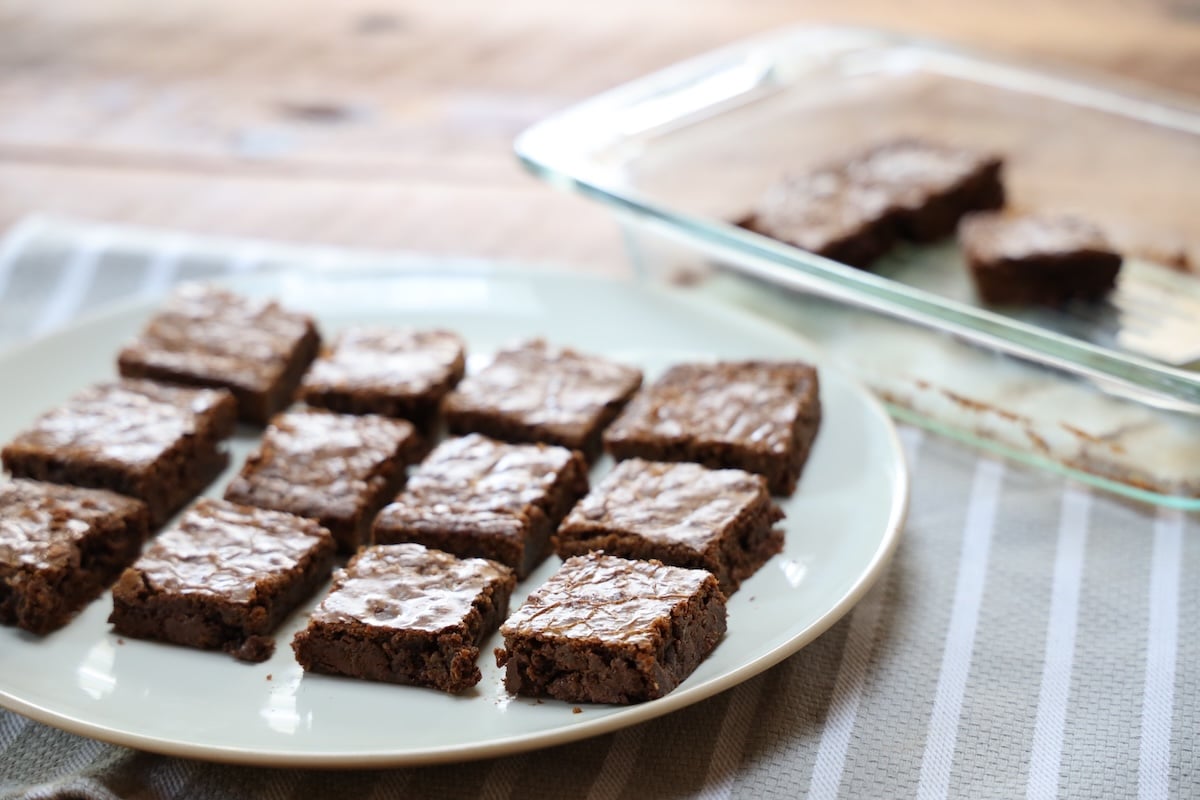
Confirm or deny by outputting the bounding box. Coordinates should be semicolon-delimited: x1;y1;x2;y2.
2;0;1198;274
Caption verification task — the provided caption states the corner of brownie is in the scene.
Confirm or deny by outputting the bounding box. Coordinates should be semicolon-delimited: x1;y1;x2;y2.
292;543;515;693
116;283;320;424
496;552;727;704
109;498;336;662
1;480;149;635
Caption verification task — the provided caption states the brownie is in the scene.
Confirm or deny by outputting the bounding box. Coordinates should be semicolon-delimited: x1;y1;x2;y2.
292;543;515;693
742;138;1004;268
372;434;588;578
556;459;783;594
0;480;149;634
604;361;821;496
844;138;1005;242
224;408;424;553
1;379;237;526
299;327;466;428
495;552;727;704
117;284;321;425
742;167;901;268
109;498;336;662
442;339;642;460
960;212;1124;306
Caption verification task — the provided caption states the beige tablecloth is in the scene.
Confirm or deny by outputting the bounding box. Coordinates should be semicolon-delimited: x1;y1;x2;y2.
0;218;1195;799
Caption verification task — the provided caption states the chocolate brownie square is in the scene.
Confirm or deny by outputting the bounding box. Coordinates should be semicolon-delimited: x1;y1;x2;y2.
960;212;1124;306
741;138;1004;267
109;498;336;662
845;138;1005;242
117;284;321;424
556;459;783;594
442;339;642;461
741;167;900;268
224;408;424;553
495;552;727;704
604;361;821;495
372;434;588;578
1;379;237;526
1;480;149;634
292;543;515;693
299;327;465;428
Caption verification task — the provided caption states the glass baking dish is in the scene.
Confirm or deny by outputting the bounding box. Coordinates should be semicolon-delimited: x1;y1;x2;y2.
516;25;1200;508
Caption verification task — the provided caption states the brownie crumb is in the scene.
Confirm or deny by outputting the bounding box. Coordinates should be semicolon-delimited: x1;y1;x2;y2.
227;635;276;663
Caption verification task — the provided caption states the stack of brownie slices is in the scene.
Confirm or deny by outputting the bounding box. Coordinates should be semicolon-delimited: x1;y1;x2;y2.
1;283;823;705
743;137;1126;306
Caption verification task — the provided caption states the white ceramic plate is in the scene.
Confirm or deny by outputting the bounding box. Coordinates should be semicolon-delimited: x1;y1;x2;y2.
0;267;907;767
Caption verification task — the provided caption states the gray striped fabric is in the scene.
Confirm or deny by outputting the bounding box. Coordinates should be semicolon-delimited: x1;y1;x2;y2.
0;218;1194;800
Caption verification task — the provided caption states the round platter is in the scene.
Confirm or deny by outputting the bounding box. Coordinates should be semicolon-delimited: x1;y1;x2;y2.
0;267;907;767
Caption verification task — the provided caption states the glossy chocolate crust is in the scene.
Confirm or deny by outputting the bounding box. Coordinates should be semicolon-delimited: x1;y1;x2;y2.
442;339;642;461
960;212;1123;306
292;543;515;693
1;379;237;526
299;327;466;428
109;498;336;662
224;408;424;553
556;459;783;594
117;284;321;425
372;434;589;578
604;361;821;496
0;480;149;635
496;553;727;704
742;138;1004;268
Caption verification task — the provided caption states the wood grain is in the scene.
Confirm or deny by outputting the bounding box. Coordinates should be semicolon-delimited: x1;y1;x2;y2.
0;0;1197;271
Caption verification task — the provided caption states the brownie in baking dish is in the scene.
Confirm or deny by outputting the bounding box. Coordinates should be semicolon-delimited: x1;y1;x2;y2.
224;408;424;553
604;361;821;496
292;543;515;693
741;166;901;268
441;339;642;461
959;212;1123;306
844;138;1005;242
742;138;1004;268
372;434;588;578
556;459;783;594
1;379;237;526
109;498;336;662
0;480;149;635
495;552;727;704
117;284;320;425
299;327;466;429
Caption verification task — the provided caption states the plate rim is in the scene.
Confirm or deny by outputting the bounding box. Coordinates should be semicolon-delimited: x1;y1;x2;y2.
0;265;909;768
